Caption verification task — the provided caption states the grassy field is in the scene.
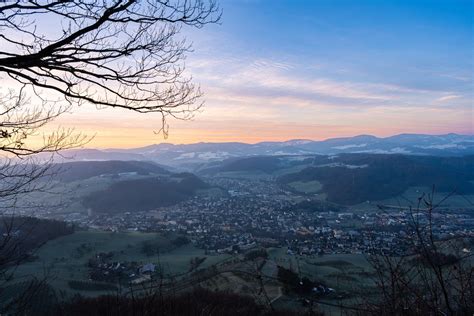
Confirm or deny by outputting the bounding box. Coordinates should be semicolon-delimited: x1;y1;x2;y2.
265;248;377;315
11;230;229;296
9;235;382;314
266;248;374;291
288;180;322;194
214;171;273;180
354;186;474;210
271;164;310;177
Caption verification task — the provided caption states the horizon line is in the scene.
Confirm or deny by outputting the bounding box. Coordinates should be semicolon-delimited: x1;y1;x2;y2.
73;132;474;150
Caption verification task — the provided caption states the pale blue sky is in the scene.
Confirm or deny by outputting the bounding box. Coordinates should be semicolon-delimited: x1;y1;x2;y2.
56;0;474;146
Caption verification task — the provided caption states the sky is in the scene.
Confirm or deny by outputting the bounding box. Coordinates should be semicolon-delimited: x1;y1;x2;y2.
52;0;473;148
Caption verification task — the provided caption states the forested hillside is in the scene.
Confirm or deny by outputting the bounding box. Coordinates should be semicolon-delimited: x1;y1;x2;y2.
83;173;209;213
53;161;169;182
279;154;474;204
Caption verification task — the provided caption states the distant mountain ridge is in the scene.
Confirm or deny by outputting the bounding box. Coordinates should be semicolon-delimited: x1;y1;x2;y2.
57;133;474;166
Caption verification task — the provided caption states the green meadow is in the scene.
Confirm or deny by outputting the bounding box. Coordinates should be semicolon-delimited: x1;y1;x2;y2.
11;230;229;296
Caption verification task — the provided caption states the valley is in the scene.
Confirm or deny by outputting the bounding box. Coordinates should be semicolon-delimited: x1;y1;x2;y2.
5;142;473;313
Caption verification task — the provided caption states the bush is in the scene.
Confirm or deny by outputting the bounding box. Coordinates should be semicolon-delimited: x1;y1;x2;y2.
68;280;117;292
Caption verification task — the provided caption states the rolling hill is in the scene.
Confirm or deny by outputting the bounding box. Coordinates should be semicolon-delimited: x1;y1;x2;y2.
53;160;170;182
278;154;474;205
82;173;210;213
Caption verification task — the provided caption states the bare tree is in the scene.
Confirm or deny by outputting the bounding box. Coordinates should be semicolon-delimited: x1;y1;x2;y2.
362;190;474;315
0;0;221;226
0;0;220;138
0;0;221;203
0;1;220;313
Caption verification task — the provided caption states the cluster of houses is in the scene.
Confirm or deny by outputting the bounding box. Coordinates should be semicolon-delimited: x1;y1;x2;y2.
87;252;156;284
39;177;473;257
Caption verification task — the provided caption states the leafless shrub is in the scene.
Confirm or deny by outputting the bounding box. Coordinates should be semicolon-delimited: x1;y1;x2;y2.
360;189;474;315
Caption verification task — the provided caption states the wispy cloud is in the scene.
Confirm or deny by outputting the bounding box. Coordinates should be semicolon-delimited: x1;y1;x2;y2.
435;94;462;102
190;56;464;110
192;57;397;102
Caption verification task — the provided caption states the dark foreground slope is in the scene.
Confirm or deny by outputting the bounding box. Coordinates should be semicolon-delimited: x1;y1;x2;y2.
9;286;297;316
0;217;74;263
57;289;298;316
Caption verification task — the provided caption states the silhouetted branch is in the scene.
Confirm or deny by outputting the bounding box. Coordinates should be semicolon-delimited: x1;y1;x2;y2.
0;0;221;134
